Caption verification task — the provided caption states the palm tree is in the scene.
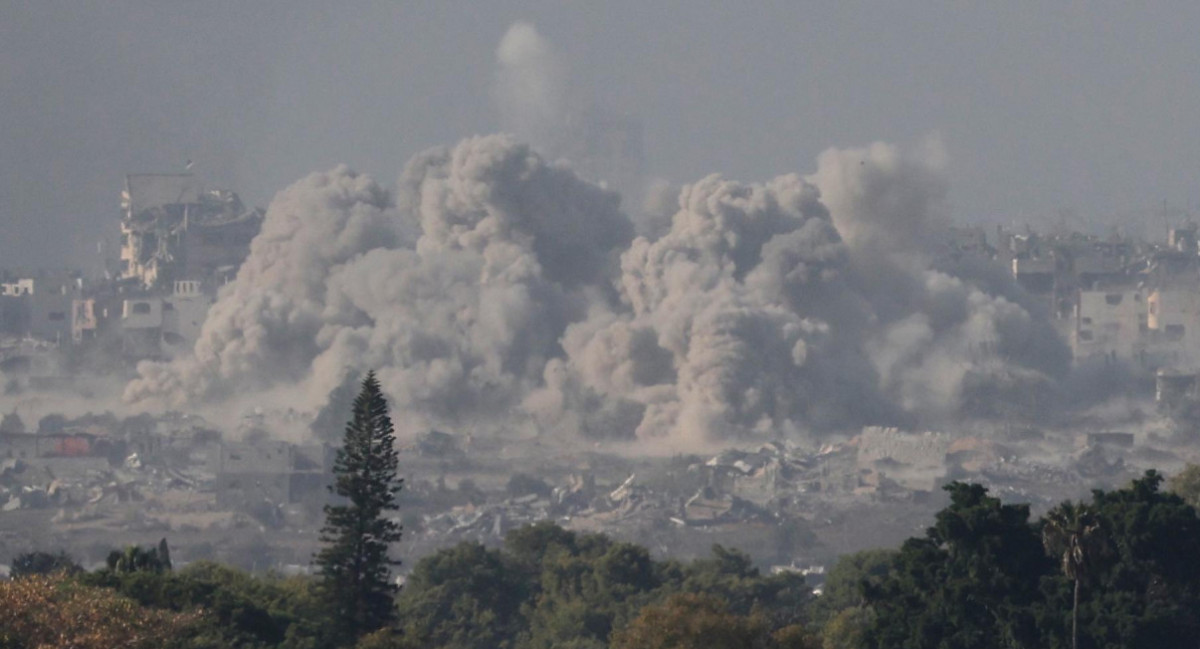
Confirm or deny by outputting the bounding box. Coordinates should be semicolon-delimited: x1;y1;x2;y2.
106;546;150;573
1042;502;1107;649
105;539;171;574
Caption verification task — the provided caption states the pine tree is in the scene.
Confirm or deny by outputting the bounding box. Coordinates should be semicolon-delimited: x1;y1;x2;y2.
315;370;404;642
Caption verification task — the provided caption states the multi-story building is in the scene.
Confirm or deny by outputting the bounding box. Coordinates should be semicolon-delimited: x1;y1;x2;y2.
0;271;82;343
1144;288;1200;368
1073;289;1147;363
119;174;262;290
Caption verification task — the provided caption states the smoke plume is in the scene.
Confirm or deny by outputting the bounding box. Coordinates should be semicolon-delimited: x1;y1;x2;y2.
494;22;567;153
126;135;1069;446
126;135;633;436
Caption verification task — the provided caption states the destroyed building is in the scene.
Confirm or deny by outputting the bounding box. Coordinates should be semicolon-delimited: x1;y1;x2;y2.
1157;369;1200;412
212;441;333;509
1000;228;1136;320
105;174;264;359
0;174;261;365
854;427;950;493
0;173;264;378
961;222;1200;375
120;174;262;291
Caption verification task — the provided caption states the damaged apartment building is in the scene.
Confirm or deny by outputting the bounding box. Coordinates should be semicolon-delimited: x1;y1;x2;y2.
0;175;262;365
945;223;1200;376
113;174;263;358
1069;226;1200;372
120;174;262;291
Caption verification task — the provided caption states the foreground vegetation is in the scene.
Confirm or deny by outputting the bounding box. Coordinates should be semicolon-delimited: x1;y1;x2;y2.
4;524;814;649
8;469;1200;648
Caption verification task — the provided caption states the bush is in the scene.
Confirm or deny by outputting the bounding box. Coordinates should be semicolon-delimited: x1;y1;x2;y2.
10;550;82;579
0;574;199;649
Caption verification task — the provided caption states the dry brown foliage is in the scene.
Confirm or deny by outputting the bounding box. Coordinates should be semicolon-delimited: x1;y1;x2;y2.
0;573;200;649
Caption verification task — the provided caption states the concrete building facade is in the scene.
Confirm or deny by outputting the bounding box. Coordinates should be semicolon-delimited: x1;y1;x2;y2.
1073;289;1147;363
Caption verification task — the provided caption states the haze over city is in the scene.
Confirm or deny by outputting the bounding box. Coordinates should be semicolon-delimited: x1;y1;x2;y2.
4;2;1200;266
4;5;1200;648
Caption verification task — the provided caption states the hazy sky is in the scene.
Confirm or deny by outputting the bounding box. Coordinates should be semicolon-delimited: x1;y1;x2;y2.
3;1;1199;267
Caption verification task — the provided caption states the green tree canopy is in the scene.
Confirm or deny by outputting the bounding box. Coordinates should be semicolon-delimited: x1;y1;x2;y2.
395;542;529;649
864;482;1050;649
10;550;82;579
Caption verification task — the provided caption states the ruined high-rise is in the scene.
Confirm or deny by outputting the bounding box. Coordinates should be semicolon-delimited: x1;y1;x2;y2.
119;174;263;291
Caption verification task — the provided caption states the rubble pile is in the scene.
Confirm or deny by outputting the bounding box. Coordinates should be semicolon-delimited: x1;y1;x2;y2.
0;401;1193;573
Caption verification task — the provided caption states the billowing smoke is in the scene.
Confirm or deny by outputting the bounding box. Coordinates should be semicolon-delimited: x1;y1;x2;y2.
530;173;865;442
494;22;567;153
126;135;633;436
126;134;1069;446
638;178;681;241
124;166;397;408
810;141;1068;417
493;21;650;234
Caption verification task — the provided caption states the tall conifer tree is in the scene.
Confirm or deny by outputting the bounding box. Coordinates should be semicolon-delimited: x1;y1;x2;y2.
315;370;403;641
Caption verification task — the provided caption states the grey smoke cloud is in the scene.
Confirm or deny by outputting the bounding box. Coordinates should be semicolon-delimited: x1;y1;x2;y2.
494;21;567;153
535;173;847;442
127;135;634;436
638;179;679;240
812;141;1068;418
125;133;1068;446
124;166;396;408
540;140;1068;441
